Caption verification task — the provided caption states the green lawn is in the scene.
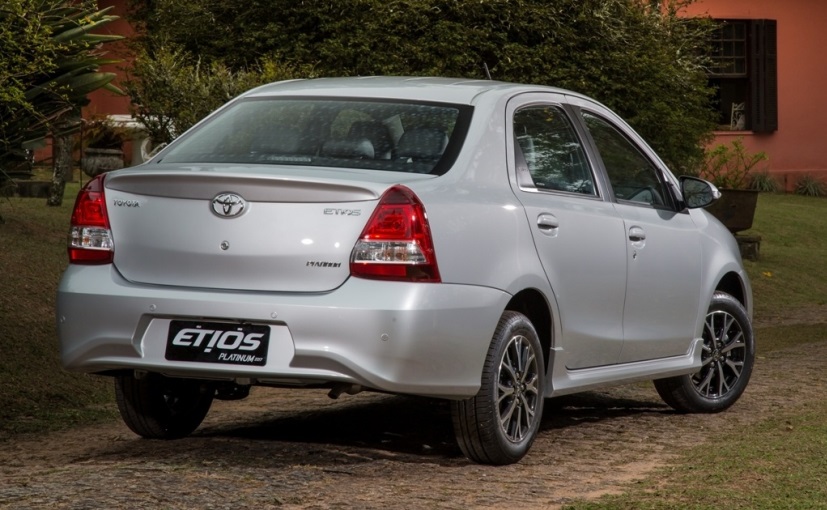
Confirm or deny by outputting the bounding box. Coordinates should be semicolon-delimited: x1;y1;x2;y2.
567;405;827;509
743;193;827;321
0;180;115;436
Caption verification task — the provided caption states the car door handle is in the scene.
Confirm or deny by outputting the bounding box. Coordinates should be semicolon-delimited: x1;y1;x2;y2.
628;227;646;242
537;214;560;237
628;227;646;249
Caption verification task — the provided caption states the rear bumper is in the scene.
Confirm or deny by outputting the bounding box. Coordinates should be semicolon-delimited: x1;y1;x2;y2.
57;265;510;398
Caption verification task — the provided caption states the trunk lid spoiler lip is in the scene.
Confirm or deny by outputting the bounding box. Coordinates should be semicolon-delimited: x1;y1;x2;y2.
105;164;436;202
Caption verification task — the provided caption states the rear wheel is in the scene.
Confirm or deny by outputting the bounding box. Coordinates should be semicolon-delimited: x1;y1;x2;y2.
115;372;215;439
451;311;545;465
654;291;754;413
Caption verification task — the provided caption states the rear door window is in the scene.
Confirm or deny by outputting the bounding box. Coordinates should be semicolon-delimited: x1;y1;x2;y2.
513;105;596;196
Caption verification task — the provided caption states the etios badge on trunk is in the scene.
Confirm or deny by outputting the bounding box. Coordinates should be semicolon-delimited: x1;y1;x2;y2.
211;193;246;218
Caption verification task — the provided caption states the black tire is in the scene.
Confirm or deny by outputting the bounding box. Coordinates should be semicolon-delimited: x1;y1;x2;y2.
451;311;545;465
654;291;754;413
115;372;215;439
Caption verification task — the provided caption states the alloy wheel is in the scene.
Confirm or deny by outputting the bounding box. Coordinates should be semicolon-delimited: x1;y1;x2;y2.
497;334;541;443
693;310;747;398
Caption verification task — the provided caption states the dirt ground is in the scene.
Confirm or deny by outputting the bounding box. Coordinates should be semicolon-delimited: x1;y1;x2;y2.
2;313;826;509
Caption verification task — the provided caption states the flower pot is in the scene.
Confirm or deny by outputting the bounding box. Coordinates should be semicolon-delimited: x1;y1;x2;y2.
81;148;124;177
705;188;759;234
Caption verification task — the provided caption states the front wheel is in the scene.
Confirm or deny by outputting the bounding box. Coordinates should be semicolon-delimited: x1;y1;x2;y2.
451;311;545;465
654;291;754;413
115;372;215;439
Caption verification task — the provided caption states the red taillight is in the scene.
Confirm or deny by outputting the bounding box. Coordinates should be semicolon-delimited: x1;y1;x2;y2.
68;174;114;264
350;185;441;282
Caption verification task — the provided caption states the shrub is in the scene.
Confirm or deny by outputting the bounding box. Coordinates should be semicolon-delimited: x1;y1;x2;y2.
794;174;826;197
701;138;769;189
750;171;780;193
125;46;313;145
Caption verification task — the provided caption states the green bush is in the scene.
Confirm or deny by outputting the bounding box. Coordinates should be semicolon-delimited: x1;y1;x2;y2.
126;0;717;172
701;138;769;189
794;174;826;197
750;171;780;193
126;46;314;145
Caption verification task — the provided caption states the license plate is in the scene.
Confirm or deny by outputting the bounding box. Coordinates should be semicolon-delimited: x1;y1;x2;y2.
165;320;269;366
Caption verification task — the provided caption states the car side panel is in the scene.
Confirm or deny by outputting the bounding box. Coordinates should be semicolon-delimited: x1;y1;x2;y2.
568;98;707;362
502;93;629;369
693;207;754;320
614;203;705;361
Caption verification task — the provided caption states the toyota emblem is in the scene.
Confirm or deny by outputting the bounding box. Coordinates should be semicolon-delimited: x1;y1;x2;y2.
211;193;246;218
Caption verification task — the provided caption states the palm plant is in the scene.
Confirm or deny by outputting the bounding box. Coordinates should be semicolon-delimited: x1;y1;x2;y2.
0;0;123;179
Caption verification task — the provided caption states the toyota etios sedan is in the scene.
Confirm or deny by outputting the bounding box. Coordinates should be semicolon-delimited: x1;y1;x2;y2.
58;77;754;465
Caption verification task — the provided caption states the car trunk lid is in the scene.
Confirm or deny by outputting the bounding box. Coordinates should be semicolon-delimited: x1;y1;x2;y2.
103;166;396;292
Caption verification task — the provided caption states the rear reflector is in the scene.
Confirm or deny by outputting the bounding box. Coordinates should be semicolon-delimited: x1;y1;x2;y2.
350;185;440;282
68;174;113;264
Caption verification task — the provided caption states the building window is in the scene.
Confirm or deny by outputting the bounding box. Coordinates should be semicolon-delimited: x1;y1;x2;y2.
708;19;777;133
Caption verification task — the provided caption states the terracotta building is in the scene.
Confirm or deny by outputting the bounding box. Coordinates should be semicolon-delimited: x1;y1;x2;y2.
682;0;827;189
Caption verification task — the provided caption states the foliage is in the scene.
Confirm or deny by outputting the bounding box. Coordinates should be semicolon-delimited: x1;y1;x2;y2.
750;170;780;192
125;0;717;171
125;46;314;144
701;138;769;189
794;174;826;197
0;0;124;174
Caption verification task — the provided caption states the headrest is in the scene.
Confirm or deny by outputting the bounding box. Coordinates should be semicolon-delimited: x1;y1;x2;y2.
320;137;375;159
396;127;448;160
348;121;393;154
251;125;302;154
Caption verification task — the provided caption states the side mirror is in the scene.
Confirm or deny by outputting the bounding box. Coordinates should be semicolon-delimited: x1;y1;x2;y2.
680;176;721;209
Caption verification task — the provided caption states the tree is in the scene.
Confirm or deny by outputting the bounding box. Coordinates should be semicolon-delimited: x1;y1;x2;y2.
127;0;716;172
125;47;313;146
0;0;123;204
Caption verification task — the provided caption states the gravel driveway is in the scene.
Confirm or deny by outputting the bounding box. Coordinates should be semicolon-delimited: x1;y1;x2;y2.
2;332;825;509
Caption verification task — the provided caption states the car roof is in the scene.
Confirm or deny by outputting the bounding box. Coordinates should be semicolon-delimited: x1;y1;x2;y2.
244;76;586;105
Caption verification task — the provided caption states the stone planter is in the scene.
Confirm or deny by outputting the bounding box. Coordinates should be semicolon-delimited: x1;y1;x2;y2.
81;148;124;177
705;188;759;234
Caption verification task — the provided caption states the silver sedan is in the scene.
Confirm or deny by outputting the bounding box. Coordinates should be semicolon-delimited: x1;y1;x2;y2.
58;77;754;465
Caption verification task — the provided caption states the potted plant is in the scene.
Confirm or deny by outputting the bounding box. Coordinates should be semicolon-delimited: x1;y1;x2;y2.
701;138;768;234
80;118;125;177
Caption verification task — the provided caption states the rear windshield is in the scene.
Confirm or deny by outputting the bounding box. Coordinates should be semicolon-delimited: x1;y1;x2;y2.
157;97;473;175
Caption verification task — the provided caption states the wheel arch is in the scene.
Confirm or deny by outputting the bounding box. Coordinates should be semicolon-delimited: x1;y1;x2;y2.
715;270;747;307
505;288;553;378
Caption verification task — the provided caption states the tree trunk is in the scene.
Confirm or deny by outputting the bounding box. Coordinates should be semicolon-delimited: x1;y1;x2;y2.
47;119;77;206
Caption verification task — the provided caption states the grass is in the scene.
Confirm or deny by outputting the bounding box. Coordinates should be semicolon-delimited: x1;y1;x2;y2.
566;404;827;509
741;193;827;320
0;173;116;436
